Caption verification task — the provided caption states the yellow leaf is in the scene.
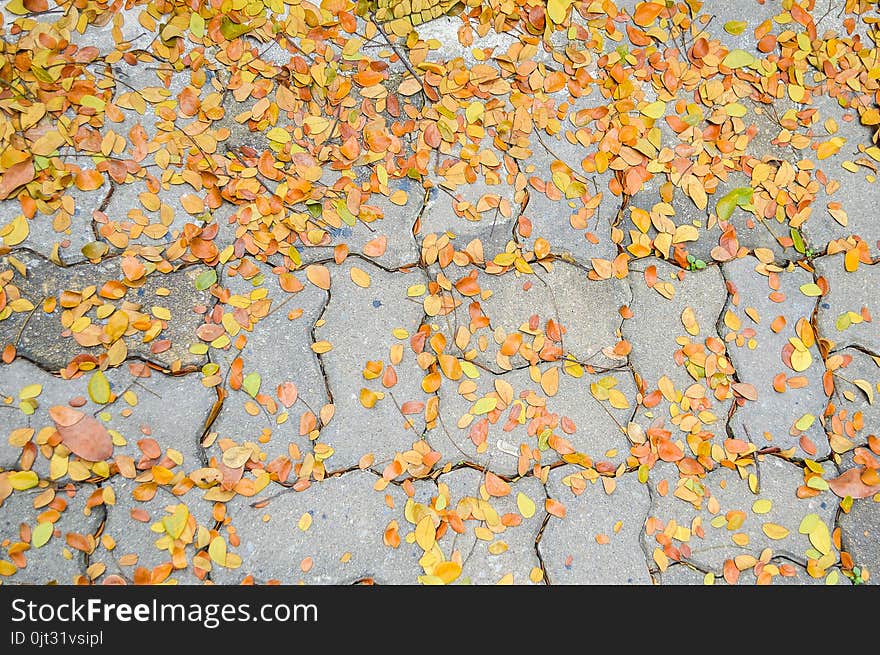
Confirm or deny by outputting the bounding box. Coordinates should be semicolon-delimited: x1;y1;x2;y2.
641;101;666;119
790;348;812;372
540;366;560;396
809;522;832;554
681;307;699;336
415;515;435;551
389;190;408;205
853;379;874;404
672;224;699;243
350;267;371;288
88;370;111;404
465;102;484;123
162;505;188;539
298;512;312;532
788;84;805;103
9;470;38;490
19;384;42;400
266;127;290;143
517;492;536;519
2;215;29;247
752;499;772;514
608;389;629;409
817;137;845;160
547;0;573;23
208;536;227;565
724;103;747;117
222;446;251;468
434;560;461;584
799;514;820;534
152;306;171;321
762;523;790;540
359;388;378;409
722;49;756;69
794;414;815;431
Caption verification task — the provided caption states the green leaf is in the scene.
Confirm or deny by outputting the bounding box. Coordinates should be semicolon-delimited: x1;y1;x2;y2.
80;95;106;111
724;21;747;35
242;372;261;398
220;17;253;40
81;241;109;260
471;396;497;415
715;187;753;220
31;522;53;548
88;370;111;405
194;269;217;291
335;200;357;227
189;12;205;38
791;227;806;254
288;246;302;268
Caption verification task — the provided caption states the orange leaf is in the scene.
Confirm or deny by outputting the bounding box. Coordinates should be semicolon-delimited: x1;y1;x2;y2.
75;170;104;191
121;255;146;282
306;264;331;290
658;440;683;462
723;559;740;585
485;472;510;497
65;533;91;553
277;382;298;408
454;275;480;296
363;236;387;257
279;273;303;293
632;1;664;27
545;498;566;518
48;405;85;427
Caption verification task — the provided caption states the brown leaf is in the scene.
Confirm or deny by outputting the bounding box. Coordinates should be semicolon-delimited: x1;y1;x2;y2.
56;415;113;461
219;462;244;489
828;468;880;499
48;405;85;427
0;160;35;200
732;382;758;401
196;324;225;341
